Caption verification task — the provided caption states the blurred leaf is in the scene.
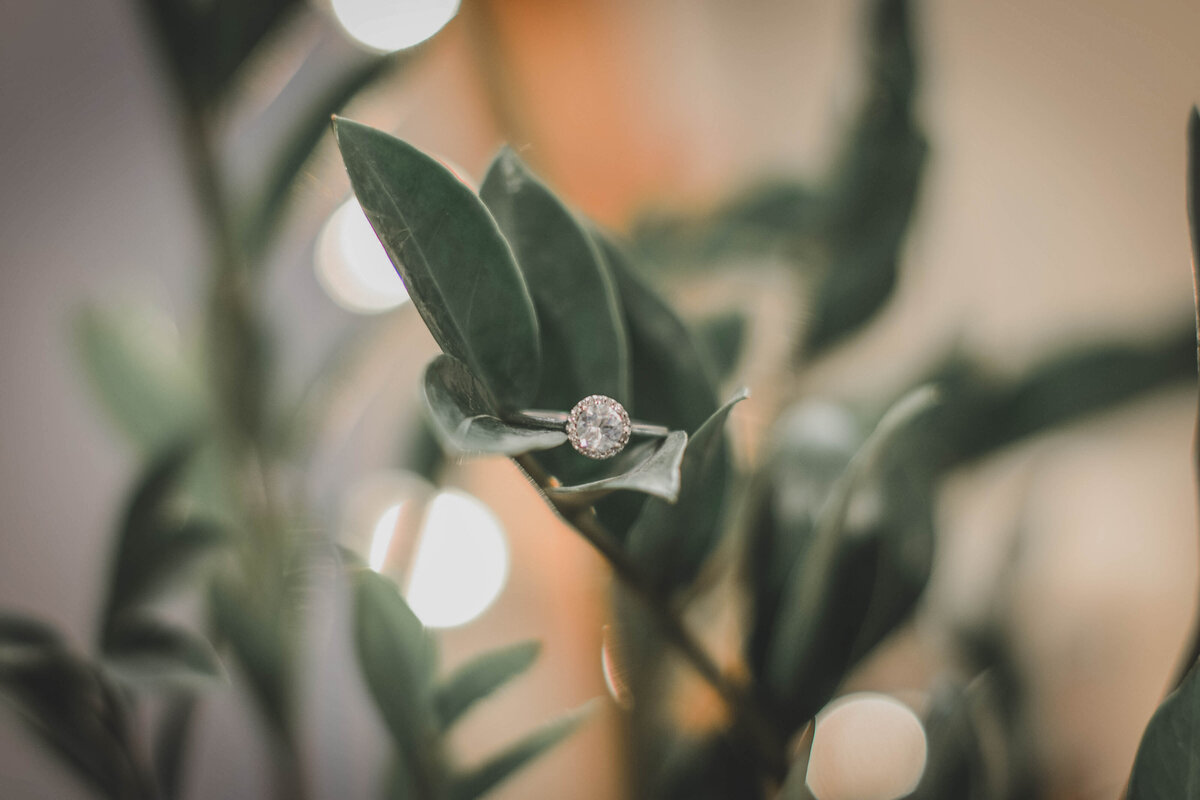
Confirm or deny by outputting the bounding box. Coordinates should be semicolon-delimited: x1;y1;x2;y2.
447;701;594;800
547;430;689;506
102;616;221;687
0;613;63;650
101;444;225;642
211;580;293;740
423;355;567;456
763;387;938;729
480;147;630;410
694;310;747;384
353;569;442;796
436;640;540;731
907;682;990;800
627;391;747;594
802;0;926;355
74;305;203;452
333;118;541;410
245;53;397;256
137;0;303;107
0;643;149;798
385;753;420;800
1128;660;1200;799
154;695;196;800
927;326;1196;470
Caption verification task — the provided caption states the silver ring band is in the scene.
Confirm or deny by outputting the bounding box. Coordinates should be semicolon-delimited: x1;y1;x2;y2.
516;410;669;439
514;395;668;459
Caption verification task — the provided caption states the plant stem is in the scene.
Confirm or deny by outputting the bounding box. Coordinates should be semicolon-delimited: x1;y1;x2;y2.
514;455;789;782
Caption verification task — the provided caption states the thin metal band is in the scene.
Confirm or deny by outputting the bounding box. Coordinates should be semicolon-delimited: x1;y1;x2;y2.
517;410;669;438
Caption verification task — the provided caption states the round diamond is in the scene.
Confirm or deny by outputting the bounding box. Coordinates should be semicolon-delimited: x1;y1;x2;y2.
566;395;631;459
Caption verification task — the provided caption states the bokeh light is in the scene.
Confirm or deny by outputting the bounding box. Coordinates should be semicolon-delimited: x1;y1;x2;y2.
806;693;928;800
315;197;409;314
404;489;509;629
330;0;460;54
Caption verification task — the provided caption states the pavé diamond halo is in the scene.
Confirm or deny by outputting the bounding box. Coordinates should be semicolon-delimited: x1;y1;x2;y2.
566;395;632;459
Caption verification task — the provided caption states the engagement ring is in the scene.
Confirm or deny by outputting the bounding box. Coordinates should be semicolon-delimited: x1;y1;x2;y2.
518;395;669;460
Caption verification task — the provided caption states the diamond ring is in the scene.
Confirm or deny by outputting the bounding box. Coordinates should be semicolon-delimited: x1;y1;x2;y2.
517;395;669;459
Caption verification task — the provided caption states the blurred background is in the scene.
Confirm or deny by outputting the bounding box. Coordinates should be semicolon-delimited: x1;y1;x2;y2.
1;0;1199;798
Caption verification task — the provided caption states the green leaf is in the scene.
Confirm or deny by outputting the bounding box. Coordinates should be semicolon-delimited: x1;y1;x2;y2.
546;430;688;505
353;569;441;795
102;616;222;686
423;355;566;456
154;696;197;800
599;236;718;434
1128;661;1200;799
448;701;594;800
333;118;541;410
74;304;203;452
480;147;630;410
763;387;939;728
210;580;293;739
102;444;225;641
0;643;147;798
0;613;63;650
694;310;747;384
436;640;540;730
243;52;399;256
626;390;747;594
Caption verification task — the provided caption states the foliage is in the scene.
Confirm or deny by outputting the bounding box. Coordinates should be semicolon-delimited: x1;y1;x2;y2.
2;0;1199;799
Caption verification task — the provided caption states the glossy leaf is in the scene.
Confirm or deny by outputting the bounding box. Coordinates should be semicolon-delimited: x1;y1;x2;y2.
480;147;630;410
423;355;566;456
102;616;222;686
74;305;202;452
353;570;441;796
436;640;540;731
447;701;594;800
547;430;688;505
626;390;747;594
763;387;938;728
333;118;541;410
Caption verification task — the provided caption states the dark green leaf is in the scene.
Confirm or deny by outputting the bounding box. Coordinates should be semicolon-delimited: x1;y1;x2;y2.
694;310;747;384
0;614;62;650
436;640;540;731
423;355;566;455
763;387;938;728
448;701;594;800
547;430;688;505
102;444;225;642
154;695;197;800
74;305;203;452
599;237;718;433
480;147;630;410
244;52;399;256
353;569;441;795
0;644;148;798
210;580;293;739
1128;660;1200;799
333;118;541;410
102;616;222;686
626;390;747;594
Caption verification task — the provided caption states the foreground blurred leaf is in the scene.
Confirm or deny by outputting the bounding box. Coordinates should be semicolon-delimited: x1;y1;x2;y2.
0;614;62;650
436;640;540;731
101;444;224;642
75;305;203;452
102;616;221;687
423;355;567;456
353;569;442;796
0;640;149;798
333;118;541;410
480;148;630;410
763;387;938;730
211;580;293;740
447;701;594;800
154;696;197;800
627;391;747;594
547;430;689;506
1127;661;1200;800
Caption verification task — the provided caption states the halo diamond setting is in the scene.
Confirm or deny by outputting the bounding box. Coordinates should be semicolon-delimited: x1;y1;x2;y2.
566;395;632;459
